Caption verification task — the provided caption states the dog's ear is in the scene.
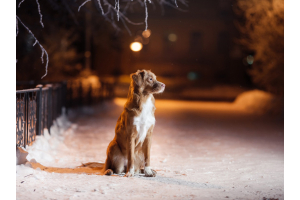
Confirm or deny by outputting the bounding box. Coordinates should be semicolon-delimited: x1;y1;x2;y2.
130;73;139;85
130;70;146;86
139;70;145;80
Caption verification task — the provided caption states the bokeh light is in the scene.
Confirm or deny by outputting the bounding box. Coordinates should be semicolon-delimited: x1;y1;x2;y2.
130;42;143;52
168;33;177;42
187;72;198;80
246;55;254;65
142;29;151;38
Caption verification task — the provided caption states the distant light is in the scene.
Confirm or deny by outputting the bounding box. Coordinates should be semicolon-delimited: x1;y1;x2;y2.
85;51;91;58
246;55;254;65
187;72;198;80
168;33;177;42
142;29;151;38
130;42;143;52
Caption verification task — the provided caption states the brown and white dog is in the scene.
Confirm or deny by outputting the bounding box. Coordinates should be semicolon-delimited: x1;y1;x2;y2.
103;69;165;177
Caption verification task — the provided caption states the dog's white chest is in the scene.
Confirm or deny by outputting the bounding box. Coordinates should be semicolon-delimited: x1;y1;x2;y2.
133;97;155;145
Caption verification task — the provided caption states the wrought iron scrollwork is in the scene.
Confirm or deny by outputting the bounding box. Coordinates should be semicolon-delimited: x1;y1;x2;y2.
16;82;68;148
16;94;25;147
27;93;37;146
41;89;48;135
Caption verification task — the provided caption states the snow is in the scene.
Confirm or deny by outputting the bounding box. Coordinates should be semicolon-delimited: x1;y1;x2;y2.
16;97;283;200
16;147;28;165
25;113;76;168
234;89;283;115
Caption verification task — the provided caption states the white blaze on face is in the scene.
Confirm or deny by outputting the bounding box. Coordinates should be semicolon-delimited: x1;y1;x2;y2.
133;96;155;145
158;87;165;93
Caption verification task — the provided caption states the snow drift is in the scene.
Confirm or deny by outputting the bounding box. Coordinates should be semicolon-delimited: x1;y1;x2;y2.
234;89;283;115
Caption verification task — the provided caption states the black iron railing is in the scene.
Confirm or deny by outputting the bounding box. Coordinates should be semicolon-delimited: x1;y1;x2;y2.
16;88;38;147
16;83;66;148
66;80;114;108
16;80;114;148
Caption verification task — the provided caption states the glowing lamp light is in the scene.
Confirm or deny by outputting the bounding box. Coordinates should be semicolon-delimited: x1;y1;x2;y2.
130;42;143;52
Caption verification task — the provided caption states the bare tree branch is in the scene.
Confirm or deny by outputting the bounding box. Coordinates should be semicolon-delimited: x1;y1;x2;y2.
144;0;148;30
78;0;91;12
16;0;188;79
18;0;26;8
120;14;131;35
16;15;49;79
96;0;105;15
117;0;120;21
62;0;79;25
78;0;188;31
16;18;19;37
35;0;44;27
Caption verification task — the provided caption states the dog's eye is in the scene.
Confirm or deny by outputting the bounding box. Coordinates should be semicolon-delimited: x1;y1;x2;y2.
149;78;153;81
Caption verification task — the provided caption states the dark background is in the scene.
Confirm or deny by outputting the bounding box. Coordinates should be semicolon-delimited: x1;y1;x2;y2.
16;0;283;101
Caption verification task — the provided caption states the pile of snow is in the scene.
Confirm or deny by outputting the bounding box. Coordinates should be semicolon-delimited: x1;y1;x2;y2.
16;111;80;184
24;111;77;167
234;89;283;115
16;146;28;165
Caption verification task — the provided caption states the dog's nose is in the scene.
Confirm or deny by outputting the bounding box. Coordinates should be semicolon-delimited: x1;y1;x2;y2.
161;83;165;88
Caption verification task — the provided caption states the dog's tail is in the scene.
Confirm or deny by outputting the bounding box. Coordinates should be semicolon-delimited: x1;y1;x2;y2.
80;158;113;175
102;157;114;175
80;162;105;168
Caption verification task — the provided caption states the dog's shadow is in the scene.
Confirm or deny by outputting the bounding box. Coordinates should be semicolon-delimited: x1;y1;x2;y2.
28;162;148;177
138;175;222;189
28;161;220;189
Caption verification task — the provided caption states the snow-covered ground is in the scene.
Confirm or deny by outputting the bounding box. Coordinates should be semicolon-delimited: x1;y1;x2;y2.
16;97;284;200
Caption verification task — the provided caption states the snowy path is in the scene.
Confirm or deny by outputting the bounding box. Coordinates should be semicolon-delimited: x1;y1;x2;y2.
16;99;284;200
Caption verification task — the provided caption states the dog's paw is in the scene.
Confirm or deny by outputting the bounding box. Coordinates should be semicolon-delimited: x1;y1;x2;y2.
124;172;134;177
144;167;157;177
104;169;113;176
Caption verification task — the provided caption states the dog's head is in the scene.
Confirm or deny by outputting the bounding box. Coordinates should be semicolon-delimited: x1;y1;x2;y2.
130;70;165;94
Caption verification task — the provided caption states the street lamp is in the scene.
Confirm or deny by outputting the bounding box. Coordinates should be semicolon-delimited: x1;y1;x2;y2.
130;42;143;52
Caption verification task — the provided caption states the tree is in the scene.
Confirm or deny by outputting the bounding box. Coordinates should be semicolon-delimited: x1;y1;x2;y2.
234;0;284;96
16;0;188;79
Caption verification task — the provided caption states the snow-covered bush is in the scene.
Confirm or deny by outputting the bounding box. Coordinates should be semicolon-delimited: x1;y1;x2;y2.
234;0;284;96
234;89;283;115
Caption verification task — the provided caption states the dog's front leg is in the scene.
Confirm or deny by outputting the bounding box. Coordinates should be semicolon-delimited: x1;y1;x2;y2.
125;135;135;177
142;126;157;177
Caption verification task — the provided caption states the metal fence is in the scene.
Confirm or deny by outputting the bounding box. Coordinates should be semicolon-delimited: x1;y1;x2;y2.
66;80;114;108
16;80;114;148
16;83;66;148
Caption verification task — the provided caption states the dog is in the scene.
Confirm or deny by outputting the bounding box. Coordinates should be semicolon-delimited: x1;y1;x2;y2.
102;69;165;177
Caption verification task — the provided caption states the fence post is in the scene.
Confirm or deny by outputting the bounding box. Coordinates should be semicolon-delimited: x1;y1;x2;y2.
56;85;59;118
36;85;43;136
46;84;53;134
52;85;56;122
24;92;28;147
